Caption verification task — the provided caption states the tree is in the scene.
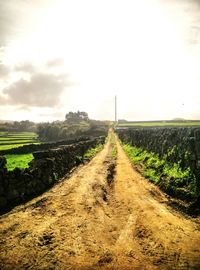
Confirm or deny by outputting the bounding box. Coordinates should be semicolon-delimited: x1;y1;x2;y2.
65;111;89;122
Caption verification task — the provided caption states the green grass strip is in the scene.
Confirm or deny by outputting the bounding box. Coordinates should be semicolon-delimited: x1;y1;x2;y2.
118;122;200;127
84;144;104;160
0;138;37;141
0;140;37;146
0;142;40;151
122;143;192;185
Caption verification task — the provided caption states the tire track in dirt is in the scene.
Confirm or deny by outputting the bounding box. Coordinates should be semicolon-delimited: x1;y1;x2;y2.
0;131;200;270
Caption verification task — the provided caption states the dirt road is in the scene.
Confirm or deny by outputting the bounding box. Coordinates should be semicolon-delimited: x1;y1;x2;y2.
0;132;200;270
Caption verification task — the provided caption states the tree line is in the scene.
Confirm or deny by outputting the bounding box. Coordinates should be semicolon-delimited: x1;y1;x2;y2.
0;112;110;141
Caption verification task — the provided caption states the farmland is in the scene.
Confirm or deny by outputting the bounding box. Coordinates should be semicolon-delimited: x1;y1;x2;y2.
117;120;200;127
0;132;38;150
0;132;39;170
0;118;110;171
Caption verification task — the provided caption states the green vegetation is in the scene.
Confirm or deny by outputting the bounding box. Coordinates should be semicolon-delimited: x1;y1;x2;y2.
109;130;117;159
1;134;37;139
0;137;36;141
0;132;39;170
0;115;109;171
118;121;200;127
0;132;37;138
5;154;33;171
0;140;36;145
0;132;39;151
122;143;194;193
0;144;35;151
37;111;110;141
112;146;117;159
84;144;104;160
0;120;37;132
0;132;37;136
0;112;110;143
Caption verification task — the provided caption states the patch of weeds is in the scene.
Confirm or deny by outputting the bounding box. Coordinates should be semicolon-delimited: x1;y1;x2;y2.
143;168;160;184
53;172;59;180
84;144;103;160
112;146;117;159
163;163;190;180
122;143;196;197
5;153;33;171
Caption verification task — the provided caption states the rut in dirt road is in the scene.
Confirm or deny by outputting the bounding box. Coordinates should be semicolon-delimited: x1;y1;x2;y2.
0;131;200;270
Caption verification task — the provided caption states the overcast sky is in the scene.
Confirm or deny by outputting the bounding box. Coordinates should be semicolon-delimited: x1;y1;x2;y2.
0;0;200;122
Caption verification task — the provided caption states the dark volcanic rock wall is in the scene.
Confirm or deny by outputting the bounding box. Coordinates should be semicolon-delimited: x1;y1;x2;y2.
0;137;105;213
0;136;93;155
116;127;200;191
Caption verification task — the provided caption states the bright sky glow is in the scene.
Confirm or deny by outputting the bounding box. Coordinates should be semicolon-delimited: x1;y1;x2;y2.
0;0;200;122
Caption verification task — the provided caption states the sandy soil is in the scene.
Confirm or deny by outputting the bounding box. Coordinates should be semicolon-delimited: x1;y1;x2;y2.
0;132;200;270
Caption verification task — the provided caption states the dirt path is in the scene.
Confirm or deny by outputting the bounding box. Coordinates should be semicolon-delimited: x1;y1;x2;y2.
0;132;200;270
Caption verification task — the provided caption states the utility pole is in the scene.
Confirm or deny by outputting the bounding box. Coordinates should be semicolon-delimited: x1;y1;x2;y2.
115;95;117;124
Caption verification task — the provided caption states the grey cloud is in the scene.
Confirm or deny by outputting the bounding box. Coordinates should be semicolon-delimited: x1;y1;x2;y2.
16;105;31;111
0;92;10;105
0;95;7;105
47;58;64;67
0;64;10;78
0;62;35;81
3;72;70;107
1;60;59;79
14;63;36;73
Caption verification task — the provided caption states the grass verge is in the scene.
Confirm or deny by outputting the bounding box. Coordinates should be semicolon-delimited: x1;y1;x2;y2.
84;144;104;160
122;143;196;200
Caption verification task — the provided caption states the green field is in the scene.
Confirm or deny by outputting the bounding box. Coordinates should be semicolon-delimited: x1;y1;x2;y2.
0;140;36;145
0;131;37;136
0;132;38;170
0;144;39;151
0;137;36;141
0;132;39;151
117;121;200;127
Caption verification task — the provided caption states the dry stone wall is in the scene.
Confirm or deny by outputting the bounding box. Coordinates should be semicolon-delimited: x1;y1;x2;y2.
0;136;105;213
0;136;93;155
116;127;200;194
